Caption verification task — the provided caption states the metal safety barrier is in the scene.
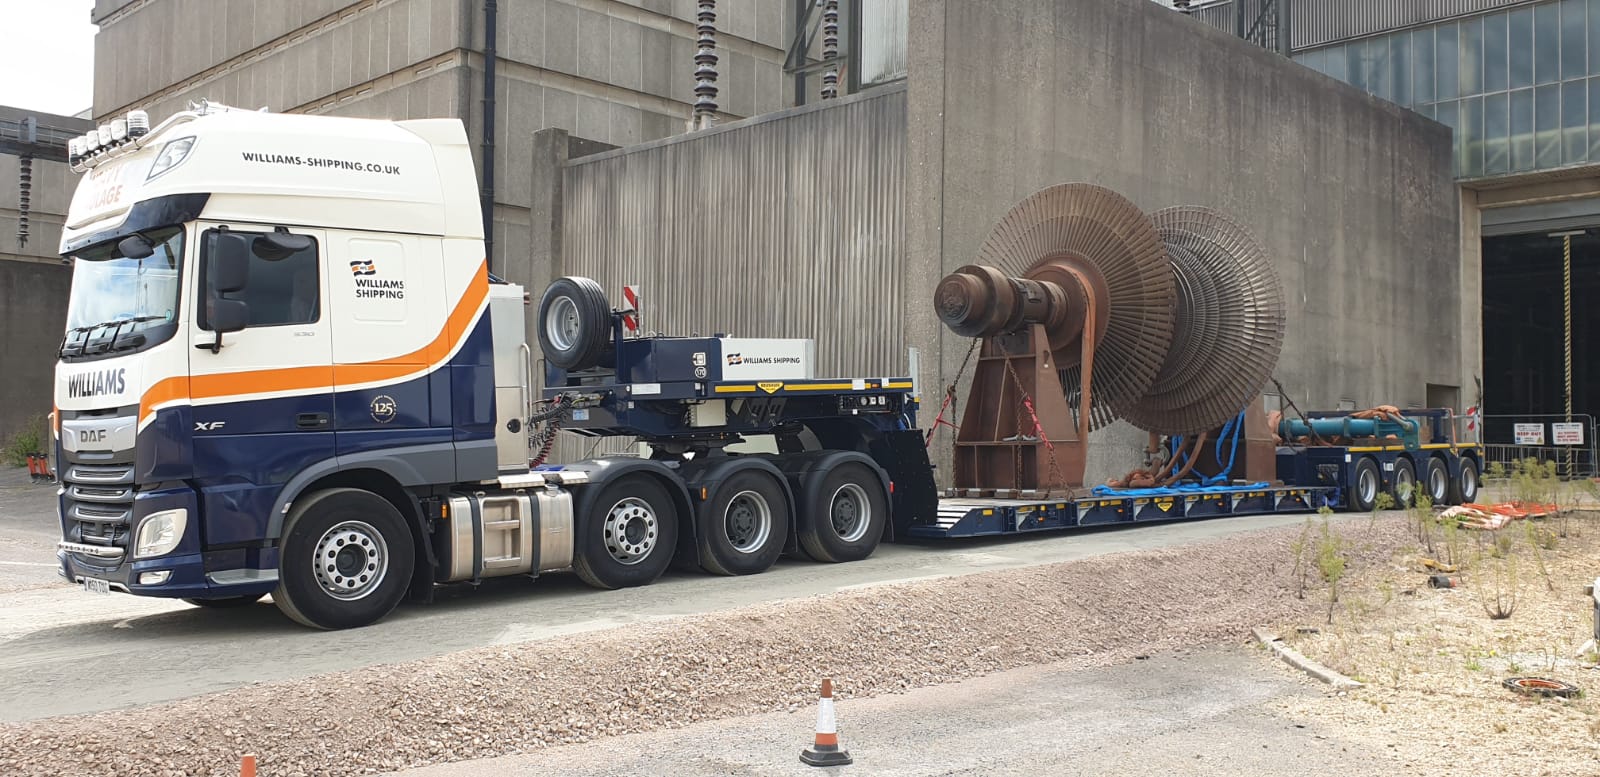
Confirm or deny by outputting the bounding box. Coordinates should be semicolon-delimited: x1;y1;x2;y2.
1481;413;1598;479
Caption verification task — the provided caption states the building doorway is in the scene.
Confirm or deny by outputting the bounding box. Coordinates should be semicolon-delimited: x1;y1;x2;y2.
1481;229;1600;428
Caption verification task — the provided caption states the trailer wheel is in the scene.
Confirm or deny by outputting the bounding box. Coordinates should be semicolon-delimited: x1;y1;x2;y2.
1350;457;1381;512
696;469;790;576
574;474;678;589
1424;457;1450;505
537;276;612;371
797;462;887;563
1390;458;1417;508
273;488;414;630
184;594;264;609
1448;458;1480;505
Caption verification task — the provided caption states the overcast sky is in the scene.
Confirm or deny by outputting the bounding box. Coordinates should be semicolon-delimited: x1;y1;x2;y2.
0;0;97;117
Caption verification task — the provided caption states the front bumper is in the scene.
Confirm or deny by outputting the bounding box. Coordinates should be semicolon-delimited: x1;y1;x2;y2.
57;484;280;600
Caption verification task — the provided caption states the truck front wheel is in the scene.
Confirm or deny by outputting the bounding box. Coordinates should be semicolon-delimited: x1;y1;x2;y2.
273;488;415;630
574;475;679;589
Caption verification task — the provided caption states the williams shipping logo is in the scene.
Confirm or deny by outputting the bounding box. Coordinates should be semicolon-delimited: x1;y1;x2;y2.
67;368;127;398
351;260;405;299
727;353;800;366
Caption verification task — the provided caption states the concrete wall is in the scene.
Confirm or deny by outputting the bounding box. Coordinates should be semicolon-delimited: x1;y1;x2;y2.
0;262;71;444
905;0;1465;482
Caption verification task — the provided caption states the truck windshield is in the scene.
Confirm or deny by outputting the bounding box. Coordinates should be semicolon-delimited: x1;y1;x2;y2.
61;225;185;359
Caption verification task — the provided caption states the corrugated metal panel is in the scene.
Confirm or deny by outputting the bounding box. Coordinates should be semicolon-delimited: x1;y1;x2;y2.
551;85;909;461
1185;0;1536;49
860;0;910;86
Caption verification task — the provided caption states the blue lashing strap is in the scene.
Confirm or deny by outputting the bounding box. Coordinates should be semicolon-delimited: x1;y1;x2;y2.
1091;481;1271;498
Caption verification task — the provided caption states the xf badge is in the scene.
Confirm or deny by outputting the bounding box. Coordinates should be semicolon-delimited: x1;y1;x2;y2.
195;421;226;431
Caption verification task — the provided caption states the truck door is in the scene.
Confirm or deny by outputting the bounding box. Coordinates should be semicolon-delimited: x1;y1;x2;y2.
188;223;334;546
327;233;451;468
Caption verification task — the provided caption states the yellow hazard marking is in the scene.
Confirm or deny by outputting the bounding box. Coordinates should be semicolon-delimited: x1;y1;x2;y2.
784;382;856;391
982;509;994;516
714;385;756;394
758;382;784;394
886;381;913;389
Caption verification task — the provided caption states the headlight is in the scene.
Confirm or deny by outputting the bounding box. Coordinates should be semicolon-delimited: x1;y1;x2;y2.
147;137;196;181
134;508;188;558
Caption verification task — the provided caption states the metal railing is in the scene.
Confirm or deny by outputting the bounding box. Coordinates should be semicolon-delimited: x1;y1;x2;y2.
1480;413;1598;479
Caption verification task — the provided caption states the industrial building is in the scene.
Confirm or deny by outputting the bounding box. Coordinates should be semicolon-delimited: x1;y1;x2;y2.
49;0;1464;483
1191;0;1600;459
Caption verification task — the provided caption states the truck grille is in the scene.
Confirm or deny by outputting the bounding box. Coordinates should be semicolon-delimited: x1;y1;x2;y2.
62;462;135;560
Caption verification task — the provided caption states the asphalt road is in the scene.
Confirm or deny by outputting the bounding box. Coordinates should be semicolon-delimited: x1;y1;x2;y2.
388;648;1402;777
0;465;1359;722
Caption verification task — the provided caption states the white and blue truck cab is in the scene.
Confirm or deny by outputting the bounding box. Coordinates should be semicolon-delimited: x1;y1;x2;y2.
52;103;920;628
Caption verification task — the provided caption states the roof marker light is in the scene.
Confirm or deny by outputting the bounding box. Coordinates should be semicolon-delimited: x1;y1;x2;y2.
111;119;128;143
126;110;149;138
97;125;112;147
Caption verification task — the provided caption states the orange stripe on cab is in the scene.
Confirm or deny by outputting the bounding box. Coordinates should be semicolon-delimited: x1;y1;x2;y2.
137;262;490;425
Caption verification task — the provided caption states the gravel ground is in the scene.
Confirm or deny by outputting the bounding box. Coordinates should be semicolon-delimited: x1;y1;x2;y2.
1264;510;1600;776
0;517;1416;777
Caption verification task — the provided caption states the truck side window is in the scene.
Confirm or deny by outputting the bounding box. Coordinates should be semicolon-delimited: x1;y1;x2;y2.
199;229;320;329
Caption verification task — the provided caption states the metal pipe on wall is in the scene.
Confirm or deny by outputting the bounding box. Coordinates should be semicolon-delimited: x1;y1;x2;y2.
481;0;498;273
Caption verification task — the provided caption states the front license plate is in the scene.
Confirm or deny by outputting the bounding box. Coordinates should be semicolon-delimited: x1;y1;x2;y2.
81;577;112;595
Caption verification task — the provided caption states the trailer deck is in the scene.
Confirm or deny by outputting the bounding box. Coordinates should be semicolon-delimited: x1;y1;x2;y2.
913;484;1335;539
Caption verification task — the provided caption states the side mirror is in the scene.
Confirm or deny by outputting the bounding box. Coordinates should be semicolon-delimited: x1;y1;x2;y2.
117;235;155;259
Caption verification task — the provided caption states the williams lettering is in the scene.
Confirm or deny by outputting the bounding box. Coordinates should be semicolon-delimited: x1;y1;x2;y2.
66;368;127;398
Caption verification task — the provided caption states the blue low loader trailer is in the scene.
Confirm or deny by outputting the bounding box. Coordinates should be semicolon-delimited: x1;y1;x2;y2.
535;281;1432;545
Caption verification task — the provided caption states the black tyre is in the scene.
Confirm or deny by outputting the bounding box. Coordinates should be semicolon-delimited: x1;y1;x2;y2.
696;469;790;576
1424;457;1450;505
184;594;265;609
273;488;415;630
1349;457;1380;512
574;474;678;589
797;462;887;563
537;276;612;371
1390;458;1417;508
1448;457;1480;505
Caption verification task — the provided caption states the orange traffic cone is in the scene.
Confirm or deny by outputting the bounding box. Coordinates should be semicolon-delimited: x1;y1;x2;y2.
800;679;852;767
240;754;257;777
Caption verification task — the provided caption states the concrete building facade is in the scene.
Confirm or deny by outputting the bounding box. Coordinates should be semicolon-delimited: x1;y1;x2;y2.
552;0;1464;482
0;107;94;444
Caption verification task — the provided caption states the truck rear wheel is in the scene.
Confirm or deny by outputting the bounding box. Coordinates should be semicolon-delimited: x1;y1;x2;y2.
1424;457;1450;505
1448;457;1480;505
273;488;414;630
1349;457;1380;512
1390;458;1417;508
797;462;886;563
574;475;678;589
696;469;790;576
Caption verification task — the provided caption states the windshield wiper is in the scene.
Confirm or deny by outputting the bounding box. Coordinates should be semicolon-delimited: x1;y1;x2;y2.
79;316;169;356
